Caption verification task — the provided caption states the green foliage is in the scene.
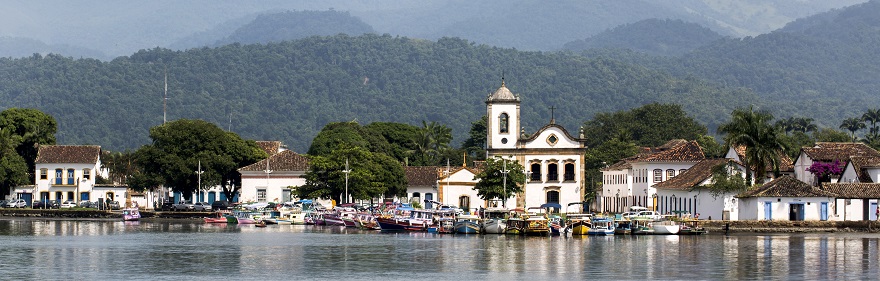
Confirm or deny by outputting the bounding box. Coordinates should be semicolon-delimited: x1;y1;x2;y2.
0;126;29;195
0;35;753;153
461;115;487;163
813;128;851;143
704;162;749;199
778;131;815;160
409;121;453;166
696;135;725;158
840;117;866;142
472;157;526;204
562;19;724;56
718;106;785;184
215;10;375;46
134;119;266;199
298;145;406;202
582;103;707;148
363;122;421;163
0;108;57;183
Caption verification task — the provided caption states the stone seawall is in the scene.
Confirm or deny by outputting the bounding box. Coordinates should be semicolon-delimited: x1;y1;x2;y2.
702;220;880;233
0;209;210;219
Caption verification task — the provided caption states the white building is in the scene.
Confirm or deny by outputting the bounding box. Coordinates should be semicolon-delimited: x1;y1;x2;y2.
737;175;837;221
483;80;587;211
794;142;880;185
724;145;794;184
404;166;439;209
653;158;747;221
238;150;309;203
438;166;486;214
24;145;104;204
600;139;705;212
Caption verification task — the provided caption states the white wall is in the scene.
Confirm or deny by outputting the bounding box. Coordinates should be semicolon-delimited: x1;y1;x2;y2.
656;189;738;221
740;197;834;221
487;102;519;149
240;171;305;203
34;162;101;202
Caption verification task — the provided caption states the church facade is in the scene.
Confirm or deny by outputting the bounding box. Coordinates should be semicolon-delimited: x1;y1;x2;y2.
439;80;587;212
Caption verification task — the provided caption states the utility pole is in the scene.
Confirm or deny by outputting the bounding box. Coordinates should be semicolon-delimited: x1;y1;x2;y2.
195;160;204;204
501;157;510;209
342;158;351;205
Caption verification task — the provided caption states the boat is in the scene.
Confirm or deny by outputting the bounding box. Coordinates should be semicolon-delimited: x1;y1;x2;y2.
376;205;433;231
566;213;592;235
204;210;232;223
225;209;258;224
453;214;482;234
523;211;550;236
630;218;655;235
652;216;681;235
433;209;457;234
354;213;381;230
587;217;615;236
480;208;508;234
678;219;707;235
122;207;141;221
503;209;526;235
614;219;632;235
255;221;267;227
549;215;567;236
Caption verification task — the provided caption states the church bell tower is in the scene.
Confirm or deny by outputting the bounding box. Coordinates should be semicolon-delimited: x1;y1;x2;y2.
485;79;520;151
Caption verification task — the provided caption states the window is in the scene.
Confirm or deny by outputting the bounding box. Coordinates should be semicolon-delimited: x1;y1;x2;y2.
80;192;90;201
546;190;560;203
55;169;63;185
67;192;74;201
653;169;662;183
666;169;675;180
40;169;48;180
67;169;75;185
530;163;541;181
257;189;267;202
413;192;421;199
499;113;509;133
83;169;91;180
679;169;687;176
459;196;470;213
564;163;575;181
548;163;559;181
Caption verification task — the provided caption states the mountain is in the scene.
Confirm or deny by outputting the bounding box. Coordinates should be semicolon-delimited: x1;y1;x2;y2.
561;19;724;56
0;35;755;153
0;36;106;59
213;10;375;46
0;1;865;59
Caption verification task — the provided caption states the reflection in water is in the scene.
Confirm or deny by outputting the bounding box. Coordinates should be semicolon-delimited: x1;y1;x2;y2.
0;218;878;280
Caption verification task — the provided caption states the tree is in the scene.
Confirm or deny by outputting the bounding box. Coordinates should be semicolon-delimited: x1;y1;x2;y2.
581;103;707;148
0;127;28;196
718;106;785;185
814;128;851;142
472;157;526;206
862;109;880;137
0;108;57;183
460;115;487;164
134;119;266;201
704;162;749;199
840;117;866;142
298;145;406;203
409;121;453;166
696;134;725;158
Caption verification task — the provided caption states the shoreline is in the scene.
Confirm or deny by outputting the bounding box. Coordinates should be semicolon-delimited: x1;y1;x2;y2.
4;209;880;233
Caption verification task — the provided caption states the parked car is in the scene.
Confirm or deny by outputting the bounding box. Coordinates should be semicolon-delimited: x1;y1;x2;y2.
60;200;77;209
193;202;212;211
0;200;8;207
46;200;60;209
211;200;230;210
159;201;175;211
6;199;27;208
79;201;96;208
174;202;194;211
108;201;121;210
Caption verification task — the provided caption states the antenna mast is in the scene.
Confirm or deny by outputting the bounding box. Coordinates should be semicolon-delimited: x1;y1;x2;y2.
163;67;168;124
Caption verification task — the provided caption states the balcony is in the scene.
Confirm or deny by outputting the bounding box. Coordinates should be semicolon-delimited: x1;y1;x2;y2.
530;174;541;182
548;174;559;181
563;173;575;181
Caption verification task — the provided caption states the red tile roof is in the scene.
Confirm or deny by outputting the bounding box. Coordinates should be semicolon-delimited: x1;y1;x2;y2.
405;166;439;187
35;145;101;164
653;159;732;190
255;141;282;156
802;142;880;162
238;150;309;172
848;156;880;183
737;175;836;198
819;183;880;199
603;139;704;171
732;145;794;172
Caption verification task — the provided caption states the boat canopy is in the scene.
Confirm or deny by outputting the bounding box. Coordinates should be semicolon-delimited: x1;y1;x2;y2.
629;206;648;211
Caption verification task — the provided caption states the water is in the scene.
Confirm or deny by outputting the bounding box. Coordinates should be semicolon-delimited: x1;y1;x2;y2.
0;217;878;280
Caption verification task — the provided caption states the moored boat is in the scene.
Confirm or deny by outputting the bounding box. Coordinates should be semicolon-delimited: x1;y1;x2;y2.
614;219;632;235
652;216;681;235
566;213;592;235
678;219;707;235
454;214;481;234
524;215;550;236
122;207;141;221
587;217;615;236
204;210;232;223
481;208;508;234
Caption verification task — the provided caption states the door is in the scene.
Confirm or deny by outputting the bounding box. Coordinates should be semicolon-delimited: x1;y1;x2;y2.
20;193;32;206
820;202;828;221
425;193;433;209
871;202;878;221
208;192;216;203
764;201;772;220
789;204;805;221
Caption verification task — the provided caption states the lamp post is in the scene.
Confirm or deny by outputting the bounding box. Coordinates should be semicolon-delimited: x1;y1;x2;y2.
500;158;510;208
263;159;272;203
694;194;698;218
342;158;351;205
671;194;677;214
195;161;204;204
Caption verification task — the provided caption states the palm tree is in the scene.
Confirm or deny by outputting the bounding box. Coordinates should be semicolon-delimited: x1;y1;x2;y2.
409;121;453;165
774;117;794;135
718;106;785;185
791;117;817;133
840;117;866;142
862;109;880;136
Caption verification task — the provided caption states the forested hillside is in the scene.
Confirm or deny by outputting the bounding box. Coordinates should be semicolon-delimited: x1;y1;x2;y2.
214;10;375;46
0;35;756;152
561;19;724;56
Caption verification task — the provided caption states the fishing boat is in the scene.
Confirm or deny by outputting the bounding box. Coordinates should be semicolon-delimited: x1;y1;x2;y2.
433;209;457;234
678;219;708;235
523;215;550;236
376;205;433;231
454;214;482;234
614;219;632;235
566;213;592;235
480;208;508;234
549;215;567;236
122;206;141;221
204;210;232;223
630;218;654;235
504;209;526;235
652;216;681;235
587;217;615;236
354;213;381;230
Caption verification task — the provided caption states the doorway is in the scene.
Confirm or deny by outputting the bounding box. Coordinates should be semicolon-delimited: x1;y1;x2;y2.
789;203;805;221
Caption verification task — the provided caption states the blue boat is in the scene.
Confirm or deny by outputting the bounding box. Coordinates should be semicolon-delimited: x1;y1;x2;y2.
587;217;615;236
453;215;482;234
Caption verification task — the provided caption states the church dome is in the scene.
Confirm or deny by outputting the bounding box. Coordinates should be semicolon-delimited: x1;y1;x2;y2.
486;81;520;102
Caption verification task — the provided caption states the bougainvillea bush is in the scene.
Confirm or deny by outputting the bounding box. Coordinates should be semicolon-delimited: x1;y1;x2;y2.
806;160;844;181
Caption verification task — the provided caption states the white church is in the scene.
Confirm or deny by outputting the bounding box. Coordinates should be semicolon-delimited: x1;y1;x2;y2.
438;80;587;213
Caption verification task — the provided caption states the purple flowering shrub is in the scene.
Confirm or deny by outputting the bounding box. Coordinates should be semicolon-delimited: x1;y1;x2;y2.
806;160;844;181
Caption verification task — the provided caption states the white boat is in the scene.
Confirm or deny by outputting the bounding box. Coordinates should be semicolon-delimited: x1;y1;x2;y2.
481;208;508;234
587;217;615;236
122;207;141;221
652;217;681;235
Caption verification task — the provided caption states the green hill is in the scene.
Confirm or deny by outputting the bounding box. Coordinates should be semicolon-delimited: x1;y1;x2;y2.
561;19;724;56
0;35;755;152
214;10;375;46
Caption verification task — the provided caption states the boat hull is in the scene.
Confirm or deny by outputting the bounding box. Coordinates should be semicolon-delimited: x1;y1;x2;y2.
454;221;481;234
482;219;506;234
653;225;681;235
570;224;590;235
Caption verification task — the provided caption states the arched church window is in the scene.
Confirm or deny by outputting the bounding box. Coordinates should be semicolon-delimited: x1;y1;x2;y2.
499;113;509;133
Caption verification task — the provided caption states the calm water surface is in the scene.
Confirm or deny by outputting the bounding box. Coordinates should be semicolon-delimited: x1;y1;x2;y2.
0;217;878;280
